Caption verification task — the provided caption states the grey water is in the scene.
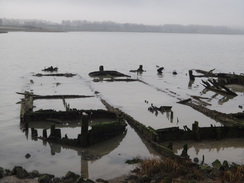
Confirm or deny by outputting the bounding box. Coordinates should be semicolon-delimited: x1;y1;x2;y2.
0;32;244;179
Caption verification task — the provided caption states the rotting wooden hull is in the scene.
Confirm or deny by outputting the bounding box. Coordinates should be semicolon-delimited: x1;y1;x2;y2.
89;70;131;78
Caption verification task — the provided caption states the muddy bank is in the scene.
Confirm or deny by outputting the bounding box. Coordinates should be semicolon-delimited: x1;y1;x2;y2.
0;166;103;183
2;158;244;183
125;157;244;183
0;166;132;183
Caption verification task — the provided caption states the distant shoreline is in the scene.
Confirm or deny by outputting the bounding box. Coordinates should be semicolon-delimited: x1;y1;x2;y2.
1;18;244;35
0;25;63;33
1;27;244;35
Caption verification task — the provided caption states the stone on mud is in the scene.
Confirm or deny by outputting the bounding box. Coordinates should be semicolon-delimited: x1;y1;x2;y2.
64;171;80;182
212;159;222;169
29;170;40;178
38;173;55;183
0;167;4;178
11;166;29;179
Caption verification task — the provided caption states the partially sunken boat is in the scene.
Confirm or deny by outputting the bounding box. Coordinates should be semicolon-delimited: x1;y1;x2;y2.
18;69;127;148
89;65;131;78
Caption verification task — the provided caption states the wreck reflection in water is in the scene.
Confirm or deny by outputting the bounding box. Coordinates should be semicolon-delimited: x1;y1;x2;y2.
24;116;128;178
44;131;127;178
164;138;244;165
25;123;160;179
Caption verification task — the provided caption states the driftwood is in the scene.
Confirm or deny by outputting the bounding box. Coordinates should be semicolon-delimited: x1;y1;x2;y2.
189;69;244;85
195;69;216;75
157;67;164;74
98;78;138;82
190;95;211;106
218;73;244;85
130;65;146;73
34;73;76;77
189;69;217;80
42;66;58;72
191;95;209;100
230;112;244;120
177;98;192;104
201;79;237;96
16;92;94;99
178;98;242;126
158;106;172;112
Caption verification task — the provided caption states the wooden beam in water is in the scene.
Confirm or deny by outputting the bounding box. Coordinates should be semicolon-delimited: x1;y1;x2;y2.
17;92;94;99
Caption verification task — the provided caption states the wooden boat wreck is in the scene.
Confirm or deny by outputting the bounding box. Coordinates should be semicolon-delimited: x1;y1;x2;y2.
89;65;131;78
42;66;58;72
201;79;238;96
18;69;127;148
189;69;244;85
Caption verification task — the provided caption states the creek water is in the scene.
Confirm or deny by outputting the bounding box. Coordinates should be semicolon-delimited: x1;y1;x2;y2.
0;32;244;179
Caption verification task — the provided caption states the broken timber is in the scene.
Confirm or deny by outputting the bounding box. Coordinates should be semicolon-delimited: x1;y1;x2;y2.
201;79;237;96
36;114;127;148
19;91;127;147
101;98;244;161
19;91;114;123
178;98;243;126
189;69;244;85
189;69;217;80
93;78;138;82
42;66;58;72
89;70;131;78
34;73;76;77
89;65;131;78
100;99;178;159
156;121;244;142
17;92;94;99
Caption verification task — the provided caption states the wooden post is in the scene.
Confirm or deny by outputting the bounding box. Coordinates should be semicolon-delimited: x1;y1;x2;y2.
49;124;61;139
170;111;173;123
31;128;38;140
167;142;173;151
189;70;195;81
50;124;55;137
81;113;89;147
81;159;89;179
43;129;47;138
192;121;200;141
20;92;34;123
138;65;143;72
99;65;104;71
215;128;221;140
181;144;188;158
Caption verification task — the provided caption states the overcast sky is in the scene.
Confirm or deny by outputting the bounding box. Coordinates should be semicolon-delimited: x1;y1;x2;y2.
0;0;243;27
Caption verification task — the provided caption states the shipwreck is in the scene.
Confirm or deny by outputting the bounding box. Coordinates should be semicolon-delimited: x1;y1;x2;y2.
18;70;127;148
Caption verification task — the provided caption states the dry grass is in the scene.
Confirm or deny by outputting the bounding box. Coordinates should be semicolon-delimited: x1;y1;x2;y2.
136;157;203;182
223;165;244;183
134;157;244;183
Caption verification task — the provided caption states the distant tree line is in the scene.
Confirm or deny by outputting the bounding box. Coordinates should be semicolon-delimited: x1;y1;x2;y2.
1;18;244;34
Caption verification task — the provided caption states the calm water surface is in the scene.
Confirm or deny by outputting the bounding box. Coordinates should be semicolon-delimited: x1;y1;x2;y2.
0;32;244;179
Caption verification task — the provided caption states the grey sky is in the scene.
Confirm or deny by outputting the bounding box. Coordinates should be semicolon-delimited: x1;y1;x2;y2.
0;0;243;27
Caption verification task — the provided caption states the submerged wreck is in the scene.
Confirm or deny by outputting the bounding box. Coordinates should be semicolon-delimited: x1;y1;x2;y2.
186;69;244;126
178;98;244;126
17;67;244;168
89;65;131;78
18;70;127;149
42;66;58;72
19;91;127;147
189;69;244;85
89;65;139;82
